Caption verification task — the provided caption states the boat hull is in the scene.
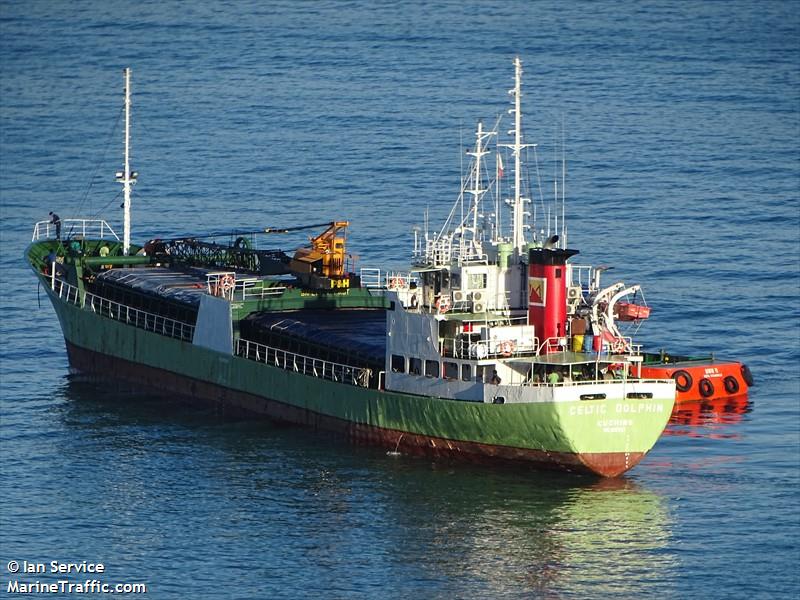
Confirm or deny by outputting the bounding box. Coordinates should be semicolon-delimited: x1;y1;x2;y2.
41;278;674;478
639;359;751;405
64;340;649;477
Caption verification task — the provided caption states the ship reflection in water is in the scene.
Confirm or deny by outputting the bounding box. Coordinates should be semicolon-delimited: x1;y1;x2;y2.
380;466;677;597
667;394;752;434
56;377;677;597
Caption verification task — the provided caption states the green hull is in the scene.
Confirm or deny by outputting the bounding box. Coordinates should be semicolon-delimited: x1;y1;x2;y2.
40;275;673;477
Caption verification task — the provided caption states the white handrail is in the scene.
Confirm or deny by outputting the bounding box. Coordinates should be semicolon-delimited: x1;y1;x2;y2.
439;335;540;359
50;278;194;342
31;219;120;242
236;338;372;388
359;268;382;288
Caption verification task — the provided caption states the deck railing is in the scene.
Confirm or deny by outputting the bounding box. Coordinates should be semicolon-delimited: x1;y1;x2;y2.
50;278;195;342
359;267;419;291
32;219;120;242
439;335;540;360
238;280;287;301
236;338;372;388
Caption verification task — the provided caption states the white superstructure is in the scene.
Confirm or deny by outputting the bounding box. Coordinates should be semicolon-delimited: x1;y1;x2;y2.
378;58;670;405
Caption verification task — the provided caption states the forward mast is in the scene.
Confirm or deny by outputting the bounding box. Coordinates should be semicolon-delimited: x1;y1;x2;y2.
116;67;137;256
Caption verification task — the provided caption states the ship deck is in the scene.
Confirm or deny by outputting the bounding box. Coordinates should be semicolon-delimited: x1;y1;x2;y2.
241;309;386;367
95;266;212;307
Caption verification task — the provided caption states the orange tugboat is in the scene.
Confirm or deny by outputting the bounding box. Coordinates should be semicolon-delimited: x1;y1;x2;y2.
637;352;753;404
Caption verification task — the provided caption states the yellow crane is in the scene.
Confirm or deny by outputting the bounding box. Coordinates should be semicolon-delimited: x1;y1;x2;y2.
290;221;350;287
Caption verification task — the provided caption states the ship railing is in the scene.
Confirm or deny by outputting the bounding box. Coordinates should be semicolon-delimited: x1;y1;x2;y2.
538;336;571;354
86;292;195;342
567;335;639;355
569;264;596;295
423;238;453;267
514;373;674;387
384;271;417;290
206;271;236;300
31;219;120;242
450;246;488;265
236;339;372;388
52;277;82;306
235;277;287;301
439;336;540;360
49;278;195;342
359;268;382;288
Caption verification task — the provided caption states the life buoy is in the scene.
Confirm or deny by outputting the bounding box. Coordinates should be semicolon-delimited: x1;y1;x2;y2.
220;274;235;295
723;375;740;395
436;296;451;314
612;338;627;353
740;364;754;387
673;370;693;393
389;277;406;289
499;341;516;357
698;378;714;398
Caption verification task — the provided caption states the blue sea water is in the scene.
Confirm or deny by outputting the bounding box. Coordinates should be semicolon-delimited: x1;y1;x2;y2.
1;1;798;598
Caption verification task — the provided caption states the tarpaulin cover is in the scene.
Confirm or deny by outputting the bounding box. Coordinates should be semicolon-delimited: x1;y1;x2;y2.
242;309;386;364
96;267;209;307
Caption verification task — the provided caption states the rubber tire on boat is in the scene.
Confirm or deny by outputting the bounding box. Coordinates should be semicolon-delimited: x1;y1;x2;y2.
741;364;754;387
723;376;740;394
699;378;714;398
672;369;693;393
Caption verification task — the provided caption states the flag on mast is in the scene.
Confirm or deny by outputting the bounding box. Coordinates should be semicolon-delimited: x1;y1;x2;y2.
497;153;504;178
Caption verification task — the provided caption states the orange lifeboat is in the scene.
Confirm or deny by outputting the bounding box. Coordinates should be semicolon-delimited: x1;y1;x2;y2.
615;302;651;321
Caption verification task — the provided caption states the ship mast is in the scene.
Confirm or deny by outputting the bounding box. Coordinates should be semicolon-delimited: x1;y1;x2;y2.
465;121;493;240
120;68;133;256
502;56;533;258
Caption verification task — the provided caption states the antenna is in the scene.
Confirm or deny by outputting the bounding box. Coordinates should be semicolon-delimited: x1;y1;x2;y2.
561;116;566;248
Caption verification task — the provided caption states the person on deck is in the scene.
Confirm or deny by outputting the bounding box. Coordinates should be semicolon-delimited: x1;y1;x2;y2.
43;250;56;275
49;212;61;239
490;370;502;385
547;370;560;384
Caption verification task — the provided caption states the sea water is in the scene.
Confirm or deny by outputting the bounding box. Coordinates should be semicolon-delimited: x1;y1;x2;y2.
1;1;798;598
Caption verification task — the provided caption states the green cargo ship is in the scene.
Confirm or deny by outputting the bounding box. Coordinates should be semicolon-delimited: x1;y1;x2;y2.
26;60;675;477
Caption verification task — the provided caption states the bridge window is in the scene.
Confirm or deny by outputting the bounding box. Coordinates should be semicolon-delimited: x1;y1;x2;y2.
461;364;472;381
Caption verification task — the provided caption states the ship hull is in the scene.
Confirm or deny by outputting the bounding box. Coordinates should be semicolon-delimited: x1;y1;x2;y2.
43;280;673;478
64;340;646;477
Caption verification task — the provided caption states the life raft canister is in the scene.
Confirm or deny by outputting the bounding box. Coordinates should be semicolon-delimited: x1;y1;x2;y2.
672;369;693;393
